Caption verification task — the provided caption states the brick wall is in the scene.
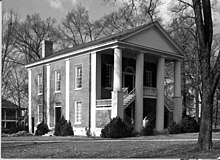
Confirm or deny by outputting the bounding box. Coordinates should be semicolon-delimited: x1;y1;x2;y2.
31;65;44;129
49;59;66;127
69;54;90;129
31;53;91;132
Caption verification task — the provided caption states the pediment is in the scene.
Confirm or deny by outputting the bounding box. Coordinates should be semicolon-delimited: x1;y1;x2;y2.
122;26;181;55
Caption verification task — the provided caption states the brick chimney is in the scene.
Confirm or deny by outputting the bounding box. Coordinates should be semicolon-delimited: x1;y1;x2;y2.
41;40;53;58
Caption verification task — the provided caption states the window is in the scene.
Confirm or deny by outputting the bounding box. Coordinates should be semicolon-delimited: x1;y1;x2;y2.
75;66;82;89
55;70;61;92
38;73;43;94
38;104;43;123
105;64;113;88
145;71;152;87
75;101;82;124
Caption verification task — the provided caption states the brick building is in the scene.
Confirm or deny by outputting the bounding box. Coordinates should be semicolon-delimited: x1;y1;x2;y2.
26;22;184;136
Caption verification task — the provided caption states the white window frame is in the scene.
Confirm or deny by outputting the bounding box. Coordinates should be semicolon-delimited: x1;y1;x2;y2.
145;70;152;87
55;70;61;93
105;64;113;89
38;104;43;123
75;65;82;90
75;101;82;124
38;73;43;95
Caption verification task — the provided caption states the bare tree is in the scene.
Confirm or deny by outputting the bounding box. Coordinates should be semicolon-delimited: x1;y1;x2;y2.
102;0;162;34
14;13;60;63
60;5;108;48
192;0;220;150
1;10;21;94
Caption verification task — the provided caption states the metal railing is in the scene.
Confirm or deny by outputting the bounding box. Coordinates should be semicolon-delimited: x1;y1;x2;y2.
122;87;129;98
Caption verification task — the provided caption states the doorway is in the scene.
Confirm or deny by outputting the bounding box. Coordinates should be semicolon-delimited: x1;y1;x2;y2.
123;67;135;93
55;107;61;125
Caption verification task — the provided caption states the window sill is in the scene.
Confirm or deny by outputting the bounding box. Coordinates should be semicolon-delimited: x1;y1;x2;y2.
75;88;82;91
37;93;43;96
55;91;61;94
74;122;81;125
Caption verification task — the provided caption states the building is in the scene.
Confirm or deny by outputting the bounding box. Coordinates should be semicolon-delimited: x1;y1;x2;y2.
1;99;27;132
26;21;184;136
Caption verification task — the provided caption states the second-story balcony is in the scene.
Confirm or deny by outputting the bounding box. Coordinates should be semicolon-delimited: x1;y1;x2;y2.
96;87;158;107
143;86;157;97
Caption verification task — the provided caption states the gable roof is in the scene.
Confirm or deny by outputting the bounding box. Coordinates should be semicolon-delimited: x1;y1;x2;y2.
26;21;184;68
2;99;19;109
2;99;27;110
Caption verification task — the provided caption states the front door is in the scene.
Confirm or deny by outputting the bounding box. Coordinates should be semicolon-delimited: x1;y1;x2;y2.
55;107;61;125
123;74;134;93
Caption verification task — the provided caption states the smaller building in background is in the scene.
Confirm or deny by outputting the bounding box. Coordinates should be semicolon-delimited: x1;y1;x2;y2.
1;99;27;132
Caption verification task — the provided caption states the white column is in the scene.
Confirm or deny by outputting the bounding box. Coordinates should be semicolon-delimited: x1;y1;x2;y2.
135;52;144;132
46;64;51;127
91;52;97;135
113;47;122;91
156;57;165;131
173;60;182;124
65;59;70;121
111;47;123;118
28;69;32;133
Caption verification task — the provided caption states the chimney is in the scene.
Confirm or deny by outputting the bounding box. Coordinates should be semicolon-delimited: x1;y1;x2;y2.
41;40;53;58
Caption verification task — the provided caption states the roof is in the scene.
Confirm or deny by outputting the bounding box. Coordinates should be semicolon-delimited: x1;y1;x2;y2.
2;99;26;110
44;22;155;60
26;21;184;68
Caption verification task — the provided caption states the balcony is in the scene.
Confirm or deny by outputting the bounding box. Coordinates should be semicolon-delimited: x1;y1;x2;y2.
96;99;112;107
143;87;157;97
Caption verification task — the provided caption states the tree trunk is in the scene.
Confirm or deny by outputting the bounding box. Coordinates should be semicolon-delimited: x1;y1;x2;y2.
197;78;213;150
195;87;200;121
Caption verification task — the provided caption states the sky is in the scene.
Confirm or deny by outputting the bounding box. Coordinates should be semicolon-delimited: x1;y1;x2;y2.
3;0;120;22
2;0;220;33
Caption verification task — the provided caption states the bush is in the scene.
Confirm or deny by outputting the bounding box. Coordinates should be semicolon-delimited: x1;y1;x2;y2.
8;124;27;134
181;115;199;133
168;121;181;134
101;117;137;138
35;122;49;136
54;116;74;136
85;127;91;137
139;123;154;136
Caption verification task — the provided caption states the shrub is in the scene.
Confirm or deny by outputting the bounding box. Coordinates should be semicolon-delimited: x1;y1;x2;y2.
35;122;49;136
54;116;74;136
100;117;137;138
85;127;91;137
8;124;27;134
139;123;154;136
168;121;181;134
60;121;74;136
181;115;199;133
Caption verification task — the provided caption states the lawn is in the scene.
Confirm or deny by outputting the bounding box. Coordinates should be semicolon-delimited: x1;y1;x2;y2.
1;133;220;159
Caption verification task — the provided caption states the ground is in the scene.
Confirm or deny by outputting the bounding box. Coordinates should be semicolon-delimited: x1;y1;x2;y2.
1;133;220;158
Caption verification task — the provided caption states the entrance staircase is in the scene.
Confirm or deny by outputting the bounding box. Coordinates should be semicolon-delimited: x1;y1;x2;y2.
145;108;156;124
123;88;136;109
164;95;174;112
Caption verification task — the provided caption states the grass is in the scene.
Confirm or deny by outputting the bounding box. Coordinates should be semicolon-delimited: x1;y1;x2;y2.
1;133;220;158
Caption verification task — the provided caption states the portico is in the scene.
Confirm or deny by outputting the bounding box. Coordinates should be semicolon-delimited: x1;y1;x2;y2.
90;45;182;134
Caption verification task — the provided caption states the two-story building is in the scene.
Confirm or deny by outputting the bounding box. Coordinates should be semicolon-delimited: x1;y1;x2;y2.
26;21;184;136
